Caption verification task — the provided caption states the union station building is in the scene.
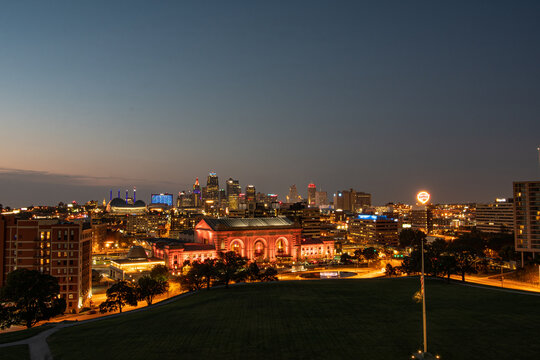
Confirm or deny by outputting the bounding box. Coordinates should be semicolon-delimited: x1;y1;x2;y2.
152;217;335;269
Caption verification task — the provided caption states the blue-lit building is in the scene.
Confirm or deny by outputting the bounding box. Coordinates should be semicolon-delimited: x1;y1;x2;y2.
348;214;399;246
151;193;174;206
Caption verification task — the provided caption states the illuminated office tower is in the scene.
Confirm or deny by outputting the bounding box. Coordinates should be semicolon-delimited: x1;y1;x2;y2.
226;178;241;210
246;185;256;215
206;172;219;201
411;205;433;234
193;178;202;208
333;189;371;212
476;198;514;233
315;191;328;206
514;181;540;261
287;185;301;203
246;185;256;203
307;183;317;207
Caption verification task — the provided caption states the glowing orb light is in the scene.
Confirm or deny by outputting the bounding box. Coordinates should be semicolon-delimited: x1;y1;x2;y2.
416;191;430;204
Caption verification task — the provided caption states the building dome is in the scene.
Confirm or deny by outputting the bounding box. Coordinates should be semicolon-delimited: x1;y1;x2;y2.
134;200;146;207
127;246;148;260
109;198;128;207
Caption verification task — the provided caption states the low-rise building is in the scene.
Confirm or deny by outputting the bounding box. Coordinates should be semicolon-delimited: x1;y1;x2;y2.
109;246;165;280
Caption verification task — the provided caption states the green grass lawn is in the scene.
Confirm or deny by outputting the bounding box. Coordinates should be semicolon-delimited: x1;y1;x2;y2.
0;325;53;344
0;344;30;360
48;278;540;360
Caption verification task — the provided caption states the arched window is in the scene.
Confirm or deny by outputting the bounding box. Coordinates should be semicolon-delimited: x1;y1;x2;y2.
232;242;241;255
276;238;287;255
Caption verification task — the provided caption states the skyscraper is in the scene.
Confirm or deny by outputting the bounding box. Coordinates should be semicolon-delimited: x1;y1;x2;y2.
307;183;316;207
206;172;219;201
193;178;202;208
333;189;371;212
315;191;328;207
226;178;241;210
246;185;256;203
287;184;301;203
514;181;540;263
246;185;256;215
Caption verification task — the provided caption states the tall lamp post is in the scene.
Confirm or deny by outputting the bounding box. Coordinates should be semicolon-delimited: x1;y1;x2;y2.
421;238;427;354
411;191;440;360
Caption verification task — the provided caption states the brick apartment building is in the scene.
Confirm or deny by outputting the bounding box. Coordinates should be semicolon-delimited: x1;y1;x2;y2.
0;216;91;313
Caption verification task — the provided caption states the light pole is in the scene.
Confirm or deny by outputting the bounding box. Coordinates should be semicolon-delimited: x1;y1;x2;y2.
412;239;439;360
500;263;504;288
421;239;427;354
411;191;440;360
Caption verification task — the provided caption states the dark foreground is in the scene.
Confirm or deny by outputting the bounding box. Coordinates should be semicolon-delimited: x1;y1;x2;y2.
46;278;539;360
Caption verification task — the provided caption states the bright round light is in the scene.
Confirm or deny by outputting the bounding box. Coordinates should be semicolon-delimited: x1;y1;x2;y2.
417;191;430;204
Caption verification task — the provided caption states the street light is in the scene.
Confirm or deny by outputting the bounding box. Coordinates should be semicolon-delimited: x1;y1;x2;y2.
411;237;441;360
421;238;427;354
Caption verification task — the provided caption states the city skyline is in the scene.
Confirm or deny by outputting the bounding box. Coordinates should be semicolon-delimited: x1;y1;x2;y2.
1;1;540;206
0;167;529;208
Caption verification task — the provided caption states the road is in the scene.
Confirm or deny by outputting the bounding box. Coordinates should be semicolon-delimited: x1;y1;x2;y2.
449;273;540;293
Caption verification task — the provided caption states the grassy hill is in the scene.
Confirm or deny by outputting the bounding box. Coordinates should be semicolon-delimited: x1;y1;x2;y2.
48;278;540;360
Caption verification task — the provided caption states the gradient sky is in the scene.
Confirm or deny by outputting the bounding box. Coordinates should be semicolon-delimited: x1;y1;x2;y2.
1;0;540;207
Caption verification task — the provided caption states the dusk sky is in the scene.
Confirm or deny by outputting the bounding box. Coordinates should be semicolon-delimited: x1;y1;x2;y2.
1;1;539;207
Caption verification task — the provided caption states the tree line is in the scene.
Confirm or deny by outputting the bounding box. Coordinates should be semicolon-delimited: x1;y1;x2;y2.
99;265;169;314
395;228;516;282
176;251;278;291
99;251;279;313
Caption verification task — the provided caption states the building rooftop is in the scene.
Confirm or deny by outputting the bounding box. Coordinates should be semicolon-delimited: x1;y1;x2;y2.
162;242;216;252
200;217;298;231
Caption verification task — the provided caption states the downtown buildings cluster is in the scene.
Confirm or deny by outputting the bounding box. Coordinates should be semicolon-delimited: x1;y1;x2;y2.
1;173;539;314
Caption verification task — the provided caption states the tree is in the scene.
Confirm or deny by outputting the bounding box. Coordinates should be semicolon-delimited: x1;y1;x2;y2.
437;255;457;283
246;262;261;281
361;247;378;262
260;267;279;282
485;233;516;261
399;229;426;248
200;258;217;289
385;263;396;277
400;249;422;275
99;280;137;313
215;251;247;288
150;264;170;281
136;276;168;305
340;253;353;264
0;269;66;328
448;233;485;282
178;261;206;291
